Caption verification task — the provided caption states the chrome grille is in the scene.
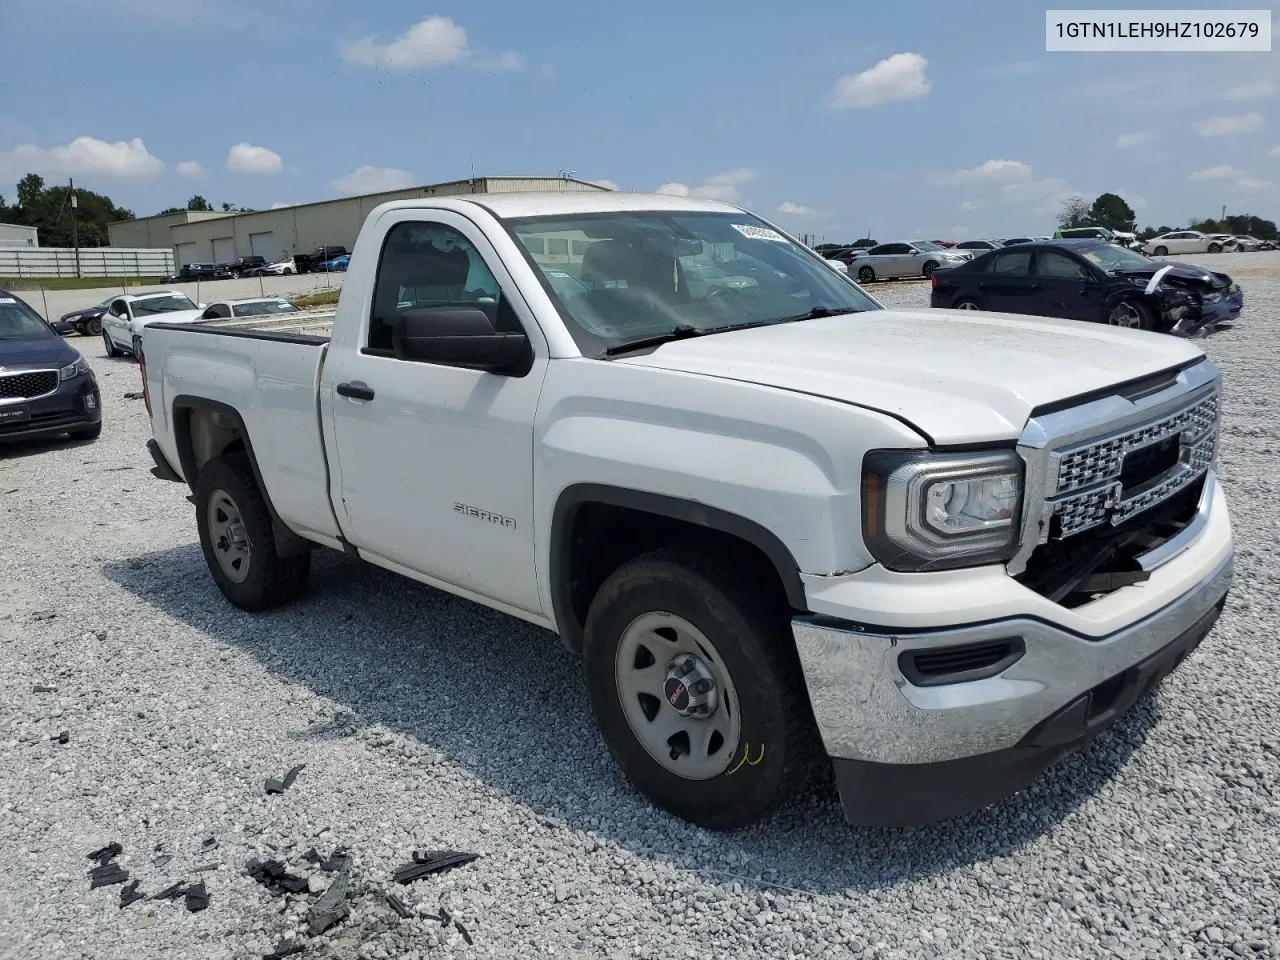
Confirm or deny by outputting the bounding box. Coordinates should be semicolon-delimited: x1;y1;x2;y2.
0;370;58;401
1049;389;1219;539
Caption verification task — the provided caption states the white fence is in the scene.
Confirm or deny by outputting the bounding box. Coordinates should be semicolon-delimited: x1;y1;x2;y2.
0;247;175;278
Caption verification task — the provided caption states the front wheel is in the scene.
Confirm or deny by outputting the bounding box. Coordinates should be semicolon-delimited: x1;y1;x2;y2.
1208;243;1222;254
195;453;311;611
1107;299;1154;330
856;266;876;284
582;545;821;830
102;330;124;358
87;317;102;336
953;297;982;310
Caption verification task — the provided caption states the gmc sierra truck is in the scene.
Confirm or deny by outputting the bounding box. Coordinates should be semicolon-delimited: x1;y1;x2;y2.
139;192;1233;829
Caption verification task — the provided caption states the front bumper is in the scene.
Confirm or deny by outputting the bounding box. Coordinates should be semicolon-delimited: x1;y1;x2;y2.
0;374;101;443
791;471;1233;825
1172;291;1244;336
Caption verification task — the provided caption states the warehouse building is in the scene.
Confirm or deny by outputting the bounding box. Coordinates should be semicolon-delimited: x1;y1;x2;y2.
0;221;39;247
108;176;612;268
107;209;232;249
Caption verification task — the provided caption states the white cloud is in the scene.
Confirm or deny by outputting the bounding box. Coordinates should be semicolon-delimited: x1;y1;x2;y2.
226;142;283;175
1193;112;1264;136
1234;178;1273;191
588;179;618;190
1189;164;1244;181
1224;80;1275;101
342;15;469;71
1115;131;1152;149
777;201;816;216
330;165;416;194
829;52;930;110
958;199;985;212
0;135;165;183
475;51;526;73
175;160;206;179
656;168;756;203
933;159;1033;186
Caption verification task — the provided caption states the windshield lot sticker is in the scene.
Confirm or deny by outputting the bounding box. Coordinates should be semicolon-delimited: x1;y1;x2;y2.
0;298;15;304
731;224;787;243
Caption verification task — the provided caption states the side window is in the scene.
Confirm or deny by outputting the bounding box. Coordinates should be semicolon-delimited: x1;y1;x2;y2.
1036;250;1089;280
992;250;1032;275
867;245;891;256
204;304;232;319
368;220;521;353
111;300;128;317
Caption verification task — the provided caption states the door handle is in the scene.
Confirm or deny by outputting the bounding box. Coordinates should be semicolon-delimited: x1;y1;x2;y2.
336;381;375;401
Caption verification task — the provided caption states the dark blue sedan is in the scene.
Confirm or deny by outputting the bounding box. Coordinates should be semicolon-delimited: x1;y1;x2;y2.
929;239;1243;337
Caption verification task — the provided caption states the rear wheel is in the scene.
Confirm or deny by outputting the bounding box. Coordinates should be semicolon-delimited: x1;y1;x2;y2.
856;265;876;284
195;453;311;611
1208;242;1222;254
953;297;982;310
582;544;822;830
1153;245;1168;256
131;335;143;359
922;260;939;278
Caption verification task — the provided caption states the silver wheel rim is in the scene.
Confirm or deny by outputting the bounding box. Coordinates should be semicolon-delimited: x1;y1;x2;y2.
207;489;252;583
1108;303;1141;328
614;611;742;781
957;300;979;310
858;269;874;283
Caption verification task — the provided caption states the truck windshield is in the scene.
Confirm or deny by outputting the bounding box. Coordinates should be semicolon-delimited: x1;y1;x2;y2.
506;211;881;356
0;295;53;339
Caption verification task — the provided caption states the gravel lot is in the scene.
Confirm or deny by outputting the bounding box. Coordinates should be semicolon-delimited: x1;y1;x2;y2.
1;251;1277;960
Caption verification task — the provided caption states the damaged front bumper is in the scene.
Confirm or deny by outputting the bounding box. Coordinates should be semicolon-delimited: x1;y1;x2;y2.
790;475;1233;827
1170;290;1244;337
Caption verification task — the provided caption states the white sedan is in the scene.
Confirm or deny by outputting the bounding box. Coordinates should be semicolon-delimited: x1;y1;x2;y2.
101;290;204;359
196;297;302;322
1139;230;1225;256
260;257;297;276
848;240;970;283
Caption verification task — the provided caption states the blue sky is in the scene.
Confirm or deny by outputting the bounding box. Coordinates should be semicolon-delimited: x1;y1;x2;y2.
3;0;1277;242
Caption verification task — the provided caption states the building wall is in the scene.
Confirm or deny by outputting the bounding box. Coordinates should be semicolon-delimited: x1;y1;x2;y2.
0;222;39;247
166;177;611;264
108;210;231;249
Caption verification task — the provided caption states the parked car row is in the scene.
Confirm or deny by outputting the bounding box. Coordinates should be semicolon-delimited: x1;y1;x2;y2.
1139;230;1274;256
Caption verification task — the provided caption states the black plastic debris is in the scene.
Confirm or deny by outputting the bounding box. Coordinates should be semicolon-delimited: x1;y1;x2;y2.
306;865;350;936
88;842;123;863
393;850;480;885
246;859;309;896
201;836;218;852
264;764;305;795
455;920;474;945
152;854;172;868
90;864;130;889
319;848;349;873
301;848;322;864
53;731;69;745
123;391;145;400
185;880;209;913
439;905;453;927
263;941;305;959
151;882;187;901
386;893;413;919
193;862;219;872
119;880;145;908
32;685;56;694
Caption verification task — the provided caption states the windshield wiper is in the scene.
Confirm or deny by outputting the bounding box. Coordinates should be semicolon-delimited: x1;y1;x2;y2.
603;307;863;357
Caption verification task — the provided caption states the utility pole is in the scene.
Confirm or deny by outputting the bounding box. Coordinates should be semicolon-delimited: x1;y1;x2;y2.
1220;204;1227;225
69;178;81;278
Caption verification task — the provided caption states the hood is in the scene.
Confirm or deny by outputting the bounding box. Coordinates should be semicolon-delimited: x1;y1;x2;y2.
1116;263;1229;290
614;309;1204;445
61;306;104;320
0;332;79;367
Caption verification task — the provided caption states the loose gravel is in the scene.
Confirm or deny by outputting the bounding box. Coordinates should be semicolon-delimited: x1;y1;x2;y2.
1;251;1277;960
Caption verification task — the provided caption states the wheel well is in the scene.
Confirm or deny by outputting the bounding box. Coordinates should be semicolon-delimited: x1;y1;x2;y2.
171;398;311;558
551;488;807;654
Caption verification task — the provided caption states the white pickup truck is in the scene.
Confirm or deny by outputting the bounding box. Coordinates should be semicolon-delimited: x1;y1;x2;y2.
140;192;1233;829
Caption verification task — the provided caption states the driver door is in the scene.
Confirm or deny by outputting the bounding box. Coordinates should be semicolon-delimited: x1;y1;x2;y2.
103;300;130;348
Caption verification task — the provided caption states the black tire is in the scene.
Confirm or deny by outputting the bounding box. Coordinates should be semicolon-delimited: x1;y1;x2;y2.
1208;243;1221;254
87;317;102;336
1153;245;1168;256
582;544;822;830
102;330;124;358
70;419;102;441
194;453;311;612
953;297;983;311
922;260;939;278
856;265;876;284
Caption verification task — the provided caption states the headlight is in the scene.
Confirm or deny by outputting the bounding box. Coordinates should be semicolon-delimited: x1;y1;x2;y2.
59;357;90;380
861;449;1023;571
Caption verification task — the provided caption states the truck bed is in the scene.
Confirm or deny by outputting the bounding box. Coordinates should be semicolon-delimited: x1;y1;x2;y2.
170;308;337;341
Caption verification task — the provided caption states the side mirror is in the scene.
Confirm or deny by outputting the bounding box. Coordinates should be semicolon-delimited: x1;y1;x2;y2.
391;306;529;373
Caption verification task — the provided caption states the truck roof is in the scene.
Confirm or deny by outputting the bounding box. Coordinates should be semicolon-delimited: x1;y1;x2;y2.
451;190;741;220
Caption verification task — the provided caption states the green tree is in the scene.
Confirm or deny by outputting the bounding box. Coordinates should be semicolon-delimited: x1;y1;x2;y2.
187;194;212;211
2;174;134;247
1088;193;1136;231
